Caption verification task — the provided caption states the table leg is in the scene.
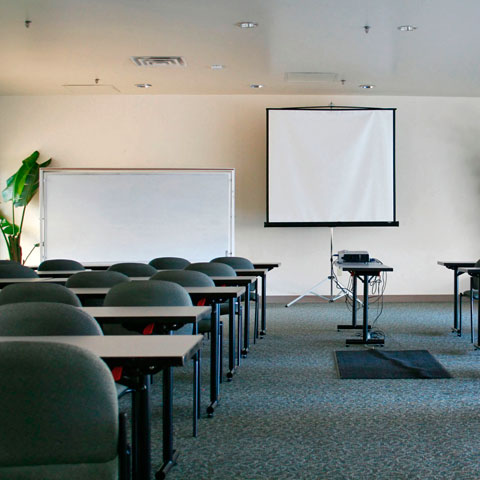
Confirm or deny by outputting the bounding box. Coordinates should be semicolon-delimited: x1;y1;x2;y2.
132;373;151;480
453;268;464;335
207;302;220;417
227;298;236;380
362;274;369;343
260;273;267;336
242;283;251;357
156;368;179;480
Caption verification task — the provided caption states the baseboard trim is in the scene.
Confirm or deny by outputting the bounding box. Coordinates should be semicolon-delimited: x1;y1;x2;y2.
267;295;453;304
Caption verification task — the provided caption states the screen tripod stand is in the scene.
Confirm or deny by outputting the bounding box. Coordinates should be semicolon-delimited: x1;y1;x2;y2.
285;228;358;307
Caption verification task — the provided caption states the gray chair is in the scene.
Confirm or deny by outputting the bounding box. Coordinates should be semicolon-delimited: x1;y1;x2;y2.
0;302;102;336
104;280;200;435
38;258;85;271
0;263;38;278
66;271;131;308
104;280;192;334
211;256;259;342
149;257;191;270
150;270;224;381
0;341;129;479
107;262;157;277
186;261;237;278
66;271;131;288
0;283;82;306
459;259;480;342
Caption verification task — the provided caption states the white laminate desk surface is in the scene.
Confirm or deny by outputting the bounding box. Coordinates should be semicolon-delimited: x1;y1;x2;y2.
0;335;203;364
82;305;211;319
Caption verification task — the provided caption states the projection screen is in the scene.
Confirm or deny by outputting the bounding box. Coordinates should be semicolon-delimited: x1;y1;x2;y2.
266;107;397;227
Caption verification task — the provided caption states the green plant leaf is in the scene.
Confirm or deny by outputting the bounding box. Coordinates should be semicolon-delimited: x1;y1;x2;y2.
0;216;20;236
2;151;51;207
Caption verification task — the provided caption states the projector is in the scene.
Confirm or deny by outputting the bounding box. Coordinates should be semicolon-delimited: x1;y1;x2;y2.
338;250;370;263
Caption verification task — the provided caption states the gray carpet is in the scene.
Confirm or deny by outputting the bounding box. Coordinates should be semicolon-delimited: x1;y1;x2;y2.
120;302;480;479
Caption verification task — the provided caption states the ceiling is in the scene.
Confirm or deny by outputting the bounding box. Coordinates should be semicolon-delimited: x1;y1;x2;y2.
1;0;479;97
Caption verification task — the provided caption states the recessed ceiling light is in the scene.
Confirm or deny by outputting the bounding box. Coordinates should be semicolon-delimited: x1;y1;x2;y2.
250;84;264;89
236;21;258;29
135;83;152;88
210;64;225;70
359;84;375;89
398;25;417;32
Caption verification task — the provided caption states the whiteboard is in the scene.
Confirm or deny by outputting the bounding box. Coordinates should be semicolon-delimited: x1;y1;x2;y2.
267;107;396;226
40;169;235;263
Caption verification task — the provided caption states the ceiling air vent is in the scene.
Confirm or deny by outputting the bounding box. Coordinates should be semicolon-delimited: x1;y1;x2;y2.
130;56;187;67
285;72;338;83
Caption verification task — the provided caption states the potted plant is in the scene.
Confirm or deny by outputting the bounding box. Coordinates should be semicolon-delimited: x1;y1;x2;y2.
0;151;52;264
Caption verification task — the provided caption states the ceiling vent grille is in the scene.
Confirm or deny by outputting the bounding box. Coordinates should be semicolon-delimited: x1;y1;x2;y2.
285;72;338;83
130;56;186;67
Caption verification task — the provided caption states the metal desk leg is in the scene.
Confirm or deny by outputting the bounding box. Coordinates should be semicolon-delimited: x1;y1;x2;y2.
207;302;220;417
362;274;369;343
132;373;152;480
156;368;179;480
260;273;267;336
453;268;462;335
242;283;251;357
227;298;236;380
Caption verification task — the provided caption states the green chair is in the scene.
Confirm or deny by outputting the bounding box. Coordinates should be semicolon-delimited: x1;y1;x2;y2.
66;271;131;307
211;256;260;342
150;270;223;380
0;302;102;336
0;341;129;479
186;261;237;278
107;263;157;277
0;283;82;307
0;263;39;278
104;280;200;436
459;259;480;342
148;257;191;270
38;258;85;271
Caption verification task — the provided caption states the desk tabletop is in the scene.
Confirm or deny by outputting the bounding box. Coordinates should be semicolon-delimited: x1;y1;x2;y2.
36;270;91;276
82;305;211;322
438;261;477;268
71;286;245;299
336;261;393;273
0;277;68;285
0;335;203;365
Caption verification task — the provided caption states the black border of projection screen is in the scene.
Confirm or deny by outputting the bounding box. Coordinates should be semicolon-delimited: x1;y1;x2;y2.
265;106;398;227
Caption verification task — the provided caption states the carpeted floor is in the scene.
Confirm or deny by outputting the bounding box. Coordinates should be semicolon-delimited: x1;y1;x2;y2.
120;302;480;479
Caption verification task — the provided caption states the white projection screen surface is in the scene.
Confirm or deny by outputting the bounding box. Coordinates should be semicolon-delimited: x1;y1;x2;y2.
40;169;235;263
266;108;397;227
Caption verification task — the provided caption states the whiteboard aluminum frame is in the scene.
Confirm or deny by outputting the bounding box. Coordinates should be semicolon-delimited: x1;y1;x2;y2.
39;168;235;262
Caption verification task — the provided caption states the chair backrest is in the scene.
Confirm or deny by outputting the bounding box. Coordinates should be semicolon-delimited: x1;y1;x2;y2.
0;341;119;479
149;257;191;270
0;263;39;278
0;283;82;307
107;262;157;277
0;260;21;265
38;259;85;271
104;280;193;307
0;302;102;336
186;262;237;277
211;256;254;269
151;269;215;287
66;271;130;288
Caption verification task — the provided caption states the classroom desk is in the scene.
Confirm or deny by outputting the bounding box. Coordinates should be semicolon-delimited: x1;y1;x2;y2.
0;334;203;480
210;276;257;356
458;267;480;347
438;261;476;335
73;286;245;414
335;262;393;346
81;306;215;420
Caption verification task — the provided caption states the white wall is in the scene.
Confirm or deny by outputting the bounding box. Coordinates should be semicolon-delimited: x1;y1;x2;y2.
0;94;479;295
